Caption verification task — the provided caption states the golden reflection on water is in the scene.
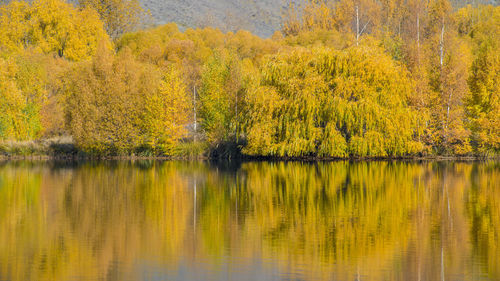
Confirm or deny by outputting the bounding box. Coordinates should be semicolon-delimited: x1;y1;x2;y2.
0;161;498;280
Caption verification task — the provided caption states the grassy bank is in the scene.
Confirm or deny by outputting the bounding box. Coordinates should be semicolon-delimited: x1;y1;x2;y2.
0;137;77;159
0;138;213;160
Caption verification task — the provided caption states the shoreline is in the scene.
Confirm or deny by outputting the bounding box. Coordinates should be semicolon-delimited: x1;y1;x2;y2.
0;154;498;162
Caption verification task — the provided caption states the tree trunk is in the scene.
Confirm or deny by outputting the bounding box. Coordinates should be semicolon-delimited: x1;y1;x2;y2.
417;13;420;63
193;86;197;141
440;18;445;67
446;90;453;129
356;5;360;46
235;90;238;142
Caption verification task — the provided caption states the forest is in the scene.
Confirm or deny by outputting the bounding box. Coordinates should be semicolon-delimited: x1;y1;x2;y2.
0;0;498;158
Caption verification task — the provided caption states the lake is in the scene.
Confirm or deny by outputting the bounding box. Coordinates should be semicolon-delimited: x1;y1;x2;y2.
0;160;498;280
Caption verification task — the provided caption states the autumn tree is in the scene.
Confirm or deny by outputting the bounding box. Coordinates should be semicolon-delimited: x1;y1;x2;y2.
78;0;149;39
463;5;500;154
0;0;110;142
0;56;43;140
0;0;110;61
401;0;429;122
282;0;337;36
1;0;498;158
243;45;423;158
65;47;143;154
65;45;191;155
142;65;191;155
422;0;472;154
199;53;243;144
337;0;382;45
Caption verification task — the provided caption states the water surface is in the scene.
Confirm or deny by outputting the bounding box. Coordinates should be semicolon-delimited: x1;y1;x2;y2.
0;160;498;280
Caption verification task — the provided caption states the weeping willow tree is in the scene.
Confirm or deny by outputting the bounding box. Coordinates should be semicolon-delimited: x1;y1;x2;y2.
243;44;424;158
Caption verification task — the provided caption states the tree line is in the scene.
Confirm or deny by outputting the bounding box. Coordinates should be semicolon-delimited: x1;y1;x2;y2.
0;0;498;157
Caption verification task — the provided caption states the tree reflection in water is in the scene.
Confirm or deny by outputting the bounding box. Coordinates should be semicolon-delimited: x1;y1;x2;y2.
0;160;498;280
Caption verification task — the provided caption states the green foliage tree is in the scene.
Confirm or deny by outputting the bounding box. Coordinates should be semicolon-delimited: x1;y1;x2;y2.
199;53;243;144
0;58;41;140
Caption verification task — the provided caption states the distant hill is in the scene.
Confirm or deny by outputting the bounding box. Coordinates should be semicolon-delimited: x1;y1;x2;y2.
2;0;497;37
142;0;302;38
141;0;499;38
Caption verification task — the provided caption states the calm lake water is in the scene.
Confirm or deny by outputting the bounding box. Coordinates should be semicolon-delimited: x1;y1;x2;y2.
0;160;498;281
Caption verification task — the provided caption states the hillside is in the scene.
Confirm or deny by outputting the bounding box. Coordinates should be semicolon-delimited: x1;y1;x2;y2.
142;0;302;37
141;0;498;38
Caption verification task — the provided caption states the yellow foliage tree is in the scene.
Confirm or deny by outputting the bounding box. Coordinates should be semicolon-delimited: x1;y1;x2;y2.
282;0;337;36
78;0;148;39
0;1;31;52
464;5;500;154
142;66;191;155
0;0;110;61
243;45;423;158
65;46;190;155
